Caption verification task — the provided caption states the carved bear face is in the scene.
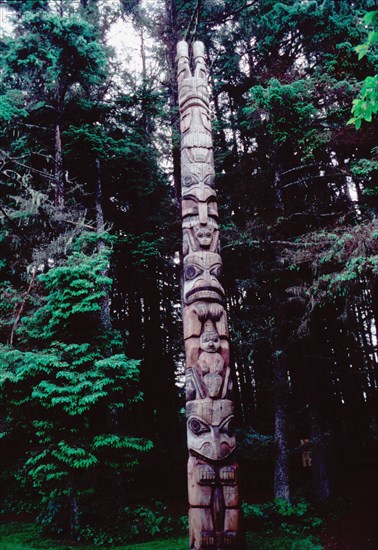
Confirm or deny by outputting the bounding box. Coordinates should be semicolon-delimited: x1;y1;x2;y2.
186;400;236;461
183;252;224;305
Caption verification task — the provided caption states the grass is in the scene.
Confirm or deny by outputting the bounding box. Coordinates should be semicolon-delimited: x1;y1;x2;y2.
246;531;322;549
0;522;322;549
0;523;188;550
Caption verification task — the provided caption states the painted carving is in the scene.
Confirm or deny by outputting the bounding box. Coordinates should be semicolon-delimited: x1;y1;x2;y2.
178;40;241;549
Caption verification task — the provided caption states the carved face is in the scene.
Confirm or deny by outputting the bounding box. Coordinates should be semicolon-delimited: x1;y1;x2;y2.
182;162;215;189
182;184;215;205
182;198;218;226
184;252;224;305
186;400;236;461
181;108;212;152
200;331;221;353
195;225;215;248
178;77;209;111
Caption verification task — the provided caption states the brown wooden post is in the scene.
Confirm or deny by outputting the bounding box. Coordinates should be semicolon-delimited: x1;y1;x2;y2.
177;40;242;549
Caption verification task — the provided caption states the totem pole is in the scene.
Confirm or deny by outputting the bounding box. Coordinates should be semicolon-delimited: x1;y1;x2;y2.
177;40;242;549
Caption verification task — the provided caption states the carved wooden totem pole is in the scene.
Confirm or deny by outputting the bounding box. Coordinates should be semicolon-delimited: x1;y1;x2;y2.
177;40;242;549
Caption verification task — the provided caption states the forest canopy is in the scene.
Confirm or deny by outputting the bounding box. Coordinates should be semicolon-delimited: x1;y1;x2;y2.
0;0;377;546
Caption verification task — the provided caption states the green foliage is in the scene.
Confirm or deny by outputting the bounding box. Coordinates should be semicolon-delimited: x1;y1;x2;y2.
22;241;113;342
244;79;318;148
348;11;378;127
242;498;323;536
0;520;323;549
237;427;275;461
246;531;322;550
3;11;107;95
349;75;378;127
0;233;152;535
286;220;378;306
0;91;28;128
350;156;378;179
0;521;190;550
76;501;187;545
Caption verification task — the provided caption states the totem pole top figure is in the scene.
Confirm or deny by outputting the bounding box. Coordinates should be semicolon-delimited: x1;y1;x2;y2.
177;40;209;107
177;41;212;155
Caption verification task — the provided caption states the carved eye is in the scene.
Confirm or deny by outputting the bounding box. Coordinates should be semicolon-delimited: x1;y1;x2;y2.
189;417;210;436
180;85;192;97
204;174;215;188
185;265;202;280
183;175;194;187
210;265;222;278
220;417;234;437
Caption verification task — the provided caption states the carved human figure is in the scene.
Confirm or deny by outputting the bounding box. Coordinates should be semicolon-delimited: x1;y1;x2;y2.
186;328;231;400
183;302;229;374
198;331;225;399
195;225;216;248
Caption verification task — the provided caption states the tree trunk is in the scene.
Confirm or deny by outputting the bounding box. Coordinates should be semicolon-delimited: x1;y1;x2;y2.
95;157;111;332
164;0;181;204
310;414;333;502
273;352;290;501
304;330;335;502
68;480;80;536
54;86;64;208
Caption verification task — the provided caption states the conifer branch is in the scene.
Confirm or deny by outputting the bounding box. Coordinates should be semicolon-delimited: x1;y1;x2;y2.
8;272;36;346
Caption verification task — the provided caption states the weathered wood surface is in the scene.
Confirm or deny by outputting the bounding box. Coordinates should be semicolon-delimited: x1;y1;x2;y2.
177;40;242;549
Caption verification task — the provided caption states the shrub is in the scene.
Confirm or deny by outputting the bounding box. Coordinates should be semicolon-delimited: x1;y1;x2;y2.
242;498;323;535
77;500;187;546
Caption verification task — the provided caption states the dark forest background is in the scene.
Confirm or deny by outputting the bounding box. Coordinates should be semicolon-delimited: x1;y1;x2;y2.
0;0;377;545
